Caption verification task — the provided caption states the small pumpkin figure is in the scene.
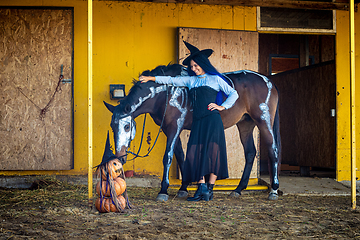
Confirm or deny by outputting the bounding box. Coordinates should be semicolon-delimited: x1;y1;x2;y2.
94;132;131;213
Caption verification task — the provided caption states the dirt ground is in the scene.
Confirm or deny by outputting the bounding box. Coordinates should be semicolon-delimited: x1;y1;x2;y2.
0;177;360;240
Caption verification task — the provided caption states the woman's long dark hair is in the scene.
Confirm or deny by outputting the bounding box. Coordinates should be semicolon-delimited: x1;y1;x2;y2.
186;54;231;105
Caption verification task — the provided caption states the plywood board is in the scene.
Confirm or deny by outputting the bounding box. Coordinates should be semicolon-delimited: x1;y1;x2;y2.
0;8;73;170
178;28;259;179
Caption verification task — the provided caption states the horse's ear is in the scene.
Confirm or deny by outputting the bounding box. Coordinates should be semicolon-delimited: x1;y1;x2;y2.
104;101;115;113
124;104;131;114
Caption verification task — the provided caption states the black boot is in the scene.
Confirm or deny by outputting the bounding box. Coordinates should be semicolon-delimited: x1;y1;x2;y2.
207;183;214;201
187;183;210;201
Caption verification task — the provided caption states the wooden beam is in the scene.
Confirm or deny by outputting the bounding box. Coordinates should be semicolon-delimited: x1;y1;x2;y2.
106;0;351;11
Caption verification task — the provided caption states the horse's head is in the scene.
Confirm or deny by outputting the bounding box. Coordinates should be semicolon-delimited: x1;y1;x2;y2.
104;63;186;164
104;101;136;165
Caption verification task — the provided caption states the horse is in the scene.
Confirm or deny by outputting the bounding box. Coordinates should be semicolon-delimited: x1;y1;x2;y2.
104;63;281;201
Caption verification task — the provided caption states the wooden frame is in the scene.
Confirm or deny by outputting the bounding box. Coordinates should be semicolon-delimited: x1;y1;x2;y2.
99;0;352;11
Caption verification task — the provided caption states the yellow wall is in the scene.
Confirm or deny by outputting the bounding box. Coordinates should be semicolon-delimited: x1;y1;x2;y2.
0;0;256;180
2;0;358;183
335;10;360;181
91;2;256;181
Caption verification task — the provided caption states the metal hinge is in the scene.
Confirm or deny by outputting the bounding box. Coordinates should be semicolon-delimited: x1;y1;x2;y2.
60;64;72;83
331;109;336;117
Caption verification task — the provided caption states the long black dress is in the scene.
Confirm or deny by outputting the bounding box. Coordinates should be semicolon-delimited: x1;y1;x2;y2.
182;86;229;183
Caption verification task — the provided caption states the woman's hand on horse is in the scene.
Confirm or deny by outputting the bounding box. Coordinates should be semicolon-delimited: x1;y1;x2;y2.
208;103;226;111
140;76;155;83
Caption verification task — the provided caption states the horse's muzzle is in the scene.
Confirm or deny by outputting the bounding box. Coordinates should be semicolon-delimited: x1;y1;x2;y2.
115;150;127;165
119;156;126;165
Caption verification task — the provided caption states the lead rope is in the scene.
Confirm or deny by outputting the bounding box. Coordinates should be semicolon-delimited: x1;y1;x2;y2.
125;114;147;161
126;84;170;160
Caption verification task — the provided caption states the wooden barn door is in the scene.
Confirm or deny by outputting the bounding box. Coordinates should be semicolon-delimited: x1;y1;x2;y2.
270;61;336;169
0;8;73;170
178;28;259;179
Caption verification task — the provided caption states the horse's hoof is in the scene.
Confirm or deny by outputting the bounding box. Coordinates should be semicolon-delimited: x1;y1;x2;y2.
156;193;169;202
229;191;241;198
268;192;279;201
176;190;188;198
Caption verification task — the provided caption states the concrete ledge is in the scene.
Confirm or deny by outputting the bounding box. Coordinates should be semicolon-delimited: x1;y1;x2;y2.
0;176;39;189
57;175;162;188
1;175;359;196
261;175;360;196
339;180;360;193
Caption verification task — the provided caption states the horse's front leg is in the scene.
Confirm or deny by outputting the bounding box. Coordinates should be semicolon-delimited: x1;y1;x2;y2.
156;125;186;201
173;138;189;198
156;133;189;201
156;143;174;202
156;87;189;201
156;140;189;201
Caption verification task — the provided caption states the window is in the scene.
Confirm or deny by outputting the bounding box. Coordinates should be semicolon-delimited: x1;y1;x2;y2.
269;54;315;75
257;7;336;33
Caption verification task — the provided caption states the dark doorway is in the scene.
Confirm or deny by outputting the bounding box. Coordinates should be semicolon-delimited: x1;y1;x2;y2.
258;34;336;176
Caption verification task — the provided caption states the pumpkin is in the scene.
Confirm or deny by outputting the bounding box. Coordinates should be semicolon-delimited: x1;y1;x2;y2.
95;197;111;213
96;177;126;197
95;196;126;213
110;195;126;212
114;177;126;194
100;159;123;180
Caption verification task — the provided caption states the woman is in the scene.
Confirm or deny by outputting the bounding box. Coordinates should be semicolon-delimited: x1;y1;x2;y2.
140;41;238;201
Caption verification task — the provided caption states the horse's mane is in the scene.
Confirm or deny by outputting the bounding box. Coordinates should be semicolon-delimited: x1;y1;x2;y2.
123;63;185;102
142;63;185;76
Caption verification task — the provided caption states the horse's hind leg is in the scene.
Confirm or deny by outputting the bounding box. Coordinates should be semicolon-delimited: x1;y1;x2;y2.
264;132;280;200
230;116;256;197
259;121;280;200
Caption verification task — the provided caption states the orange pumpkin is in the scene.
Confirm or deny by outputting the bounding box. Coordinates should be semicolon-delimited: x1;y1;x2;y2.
100;159;123;180
96;177;126;197
95;196;126;213
95;197;111;213
114;177;126;195
110;195;126;212
118;195;126;209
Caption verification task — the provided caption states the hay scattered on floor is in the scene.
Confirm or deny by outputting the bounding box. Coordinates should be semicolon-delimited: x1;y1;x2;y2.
0;177;359;240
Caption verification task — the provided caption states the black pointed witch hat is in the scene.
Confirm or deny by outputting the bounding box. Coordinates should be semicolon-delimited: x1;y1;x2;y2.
95;131;118;168
182;41;213;66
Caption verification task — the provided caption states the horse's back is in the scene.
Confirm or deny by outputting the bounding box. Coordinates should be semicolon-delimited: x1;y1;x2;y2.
229;70;278;100
223;71;278;124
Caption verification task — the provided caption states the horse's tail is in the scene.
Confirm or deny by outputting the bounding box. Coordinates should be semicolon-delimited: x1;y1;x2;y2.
273;97;281;165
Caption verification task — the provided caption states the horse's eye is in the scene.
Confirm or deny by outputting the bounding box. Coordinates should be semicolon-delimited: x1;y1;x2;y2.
124;124;130;132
